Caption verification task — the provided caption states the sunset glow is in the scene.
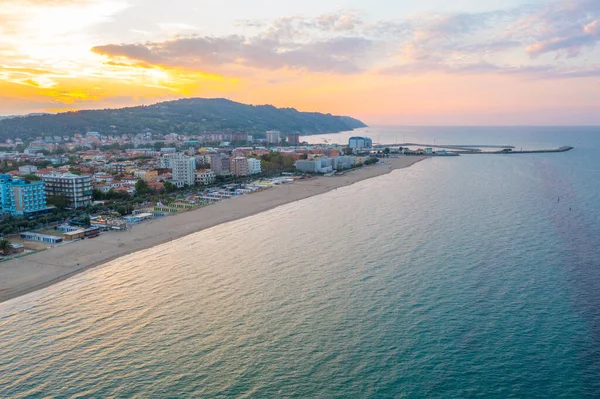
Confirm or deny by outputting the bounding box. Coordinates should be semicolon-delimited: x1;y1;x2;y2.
1;0;599;124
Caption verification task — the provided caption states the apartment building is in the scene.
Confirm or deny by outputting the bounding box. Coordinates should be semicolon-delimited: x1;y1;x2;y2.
0;174;48;216
247;158;262;175
172;157;196;187
42;173;92;208
230;157;250;177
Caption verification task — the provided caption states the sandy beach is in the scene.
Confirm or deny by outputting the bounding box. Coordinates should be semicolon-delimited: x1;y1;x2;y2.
0;156;426;304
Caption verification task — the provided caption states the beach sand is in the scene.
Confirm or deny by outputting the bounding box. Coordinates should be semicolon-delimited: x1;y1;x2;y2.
0;157;426;304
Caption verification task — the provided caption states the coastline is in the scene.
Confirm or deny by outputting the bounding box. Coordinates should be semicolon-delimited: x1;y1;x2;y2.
0;156;427;304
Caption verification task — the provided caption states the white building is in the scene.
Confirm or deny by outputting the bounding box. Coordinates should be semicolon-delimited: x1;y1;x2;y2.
172;157;196;187
18;165;38;174
332;156;356;170
247;158;262;175
295;158;333;173
195;170;216;186
266;130;281;144
348;136;373;150
159;152;184;169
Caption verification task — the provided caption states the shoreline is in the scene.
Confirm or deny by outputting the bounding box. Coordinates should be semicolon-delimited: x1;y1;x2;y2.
0;156;427;304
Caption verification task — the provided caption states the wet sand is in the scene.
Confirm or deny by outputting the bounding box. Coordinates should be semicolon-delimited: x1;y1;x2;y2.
0;157;427;304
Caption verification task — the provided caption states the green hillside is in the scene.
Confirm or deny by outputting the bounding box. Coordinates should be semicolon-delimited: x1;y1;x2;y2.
0;98;367;139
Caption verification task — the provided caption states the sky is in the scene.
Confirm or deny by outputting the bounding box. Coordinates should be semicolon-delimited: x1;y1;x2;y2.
0;0;599;125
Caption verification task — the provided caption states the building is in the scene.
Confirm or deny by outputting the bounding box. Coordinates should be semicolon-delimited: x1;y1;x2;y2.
287;134;300;145
195;170;216;186
112;162;135;174
20;232;63;244
159;152;184;169
266;130;281;145
42;173;92;208
348;136;373;150
295;158;334;173
18;165;38;174
332;156;356;170
171;157;196;187
133;170;158;182
210;153;231;176
0;174;49;216
247;158;262;175
230;157;250;177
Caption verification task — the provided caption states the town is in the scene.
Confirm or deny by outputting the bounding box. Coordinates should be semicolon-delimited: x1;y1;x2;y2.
0;131;404;259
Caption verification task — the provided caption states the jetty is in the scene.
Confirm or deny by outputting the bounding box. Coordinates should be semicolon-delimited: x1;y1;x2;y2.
457;146;574;154
375;143;574;155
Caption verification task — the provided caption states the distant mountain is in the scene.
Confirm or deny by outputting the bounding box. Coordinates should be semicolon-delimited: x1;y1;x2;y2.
0;113;48;121
0;98;367;140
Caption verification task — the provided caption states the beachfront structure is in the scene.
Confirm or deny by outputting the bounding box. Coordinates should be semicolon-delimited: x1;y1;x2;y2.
20;232;63;244
348;137;373;150
172;157;196;187
332;156;356;170
123;213;153;224
266;130;281;144
0;174;49;216
159;152;184;169
154;202;198;214
247;158;262;175
230;157;250;177
195;170;216;186
210;153;231;176
295;158;334;174
42;173;92;208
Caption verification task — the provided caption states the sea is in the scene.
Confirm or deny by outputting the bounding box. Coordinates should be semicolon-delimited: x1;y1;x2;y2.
1;126;599;398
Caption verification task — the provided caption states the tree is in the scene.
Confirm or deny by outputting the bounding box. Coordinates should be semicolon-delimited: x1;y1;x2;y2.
135;179;151;195
164;181;177;193
299;153;308;160
22;174;41;181
47;195;67;209
92;188;105;201
105;189;131;201
0;240;14;256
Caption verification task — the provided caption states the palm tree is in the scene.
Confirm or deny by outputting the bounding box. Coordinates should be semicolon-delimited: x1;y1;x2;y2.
0;240;14;256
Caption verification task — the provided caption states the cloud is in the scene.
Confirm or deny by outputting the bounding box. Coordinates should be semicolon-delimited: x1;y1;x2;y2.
92;35;374;74
522;0;600;57
82;1;600;82
380;59;600;80
380;61;553;77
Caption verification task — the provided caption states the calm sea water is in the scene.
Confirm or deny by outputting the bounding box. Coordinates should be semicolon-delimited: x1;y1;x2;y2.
1;126;600;398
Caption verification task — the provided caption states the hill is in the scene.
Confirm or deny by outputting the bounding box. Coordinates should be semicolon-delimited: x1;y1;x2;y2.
0;98;367;140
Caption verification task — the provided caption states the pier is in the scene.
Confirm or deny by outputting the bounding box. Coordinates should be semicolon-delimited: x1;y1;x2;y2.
456;146;574;154
374;143;574;155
